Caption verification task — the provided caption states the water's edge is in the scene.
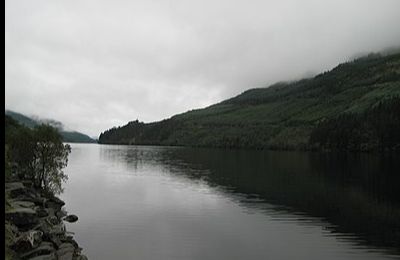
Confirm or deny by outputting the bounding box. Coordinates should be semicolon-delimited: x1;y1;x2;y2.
5;179;87;259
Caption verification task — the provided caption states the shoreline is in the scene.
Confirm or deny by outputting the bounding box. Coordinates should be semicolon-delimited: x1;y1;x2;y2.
5;179;87;260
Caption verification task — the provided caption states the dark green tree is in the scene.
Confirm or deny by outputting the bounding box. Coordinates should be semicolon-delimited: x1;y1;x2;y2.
6;116;72;195
32;125;71;194
7;125;36;180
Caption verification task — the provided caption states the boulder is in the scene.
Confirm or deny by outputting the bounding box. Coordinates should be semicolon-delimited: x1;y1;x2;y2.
6;183;45;206
10;200;36;209
56;209;68;219
5;182;27;199
45;196;65;211
22;195;47;206
36;208;48;218
38;217;65;236
6;207;38;227
5;182;25;189
61;236;79;249
20;242;55;259
12;230;43;252
63;215;78;223
46;216;60;226
45;208;56;218
48;233;64;247
21;180;34;187
56;243;75;260
76;255;89;260
26;253;57;260
5;181;84;260
49;223;66;235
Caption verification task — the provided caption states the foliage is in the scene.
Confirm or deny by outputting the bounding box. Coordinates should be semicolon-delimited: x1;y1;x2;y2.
5;110;96;143
5;116;71;194
98;52;400;152
32;125;71;194
7;124;36;180
310;97;400;151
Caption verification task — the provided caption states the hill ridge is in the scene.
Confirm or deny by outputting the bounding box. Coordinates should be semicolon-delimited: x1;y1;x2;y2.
99;52;400;151
5;110;96;144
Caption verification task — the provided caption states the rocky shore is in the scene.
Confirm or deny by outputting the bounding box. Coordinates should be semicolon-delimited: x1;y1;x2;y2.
5;180;87;260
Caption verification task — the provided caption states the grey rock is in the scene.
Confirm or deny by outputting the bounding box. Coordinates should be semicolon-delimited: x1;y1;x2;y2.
49;223;66;235
39;218;65;237
21;180;34;187
20;242;54;259
6;182;26;190
12;230;43;252
76;255;88;260
45;208;56;218
22;195;47;206
61;236;79;249
36;208;48;218
6;181;85;259
5;182;27;199
6;206;38;227
26;253;57;260
10;200;36;209
63;215;78;223
48;234;62;247
47;216;60;226
57;243;75;260
56;209;68;219
45;196;65;211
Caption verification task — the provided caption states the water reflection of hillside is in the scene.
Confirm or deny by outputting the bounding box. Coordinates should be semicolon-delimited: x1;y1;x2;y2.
100;145;400;252
164;148;400;252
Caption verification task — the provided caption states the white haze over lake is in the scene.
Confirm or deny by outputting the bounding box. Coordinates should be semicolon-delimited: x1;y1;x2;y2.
5;0;400;137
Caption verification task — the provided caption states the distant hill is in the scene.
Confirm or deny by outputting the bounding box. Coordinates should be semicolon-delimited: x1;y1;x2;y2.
5;110;38;128
5;110;97;143
99;52;400;152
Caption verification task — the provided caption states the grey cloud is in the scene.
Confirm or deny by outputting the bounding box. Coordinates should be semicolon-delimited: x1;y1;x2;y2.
5;0;400;137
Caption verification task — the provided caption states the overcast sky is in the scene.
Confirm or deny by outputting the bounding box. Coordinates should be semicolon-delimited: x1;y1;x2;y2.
5;0;400;137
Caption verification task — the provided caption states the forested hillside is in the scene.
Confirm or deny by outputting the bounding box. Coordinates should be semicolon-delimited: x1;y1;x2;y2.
99;52;400;151
5;110;96;143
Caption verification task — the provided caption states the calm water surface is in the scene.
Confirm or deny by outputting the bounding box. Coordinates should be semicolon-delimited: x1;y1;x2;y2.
61;144;400;260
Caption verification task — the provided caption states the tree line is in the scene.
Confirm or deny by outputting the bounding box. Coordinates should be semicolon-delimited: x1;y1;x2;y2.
98;52;400;152
309;97;400;152
5;115;71;195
